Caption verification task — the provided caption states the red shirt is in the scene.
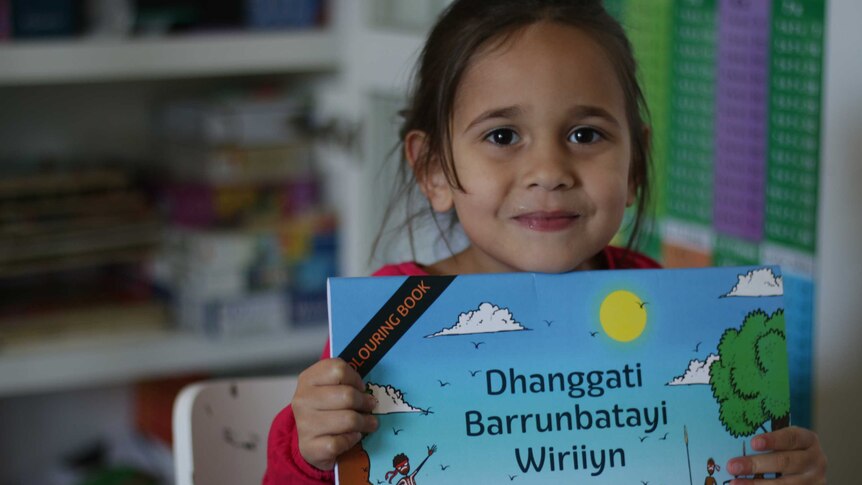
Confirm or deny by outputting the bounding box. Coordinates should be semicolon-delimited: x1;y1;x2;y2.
263;246;660;484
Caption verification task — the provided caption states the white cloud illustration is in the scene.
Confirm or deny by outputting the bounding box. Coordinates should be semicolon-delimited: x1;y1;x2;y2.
367;383;425;415
425;302;528;338
667;354;720;386
722;268;783;298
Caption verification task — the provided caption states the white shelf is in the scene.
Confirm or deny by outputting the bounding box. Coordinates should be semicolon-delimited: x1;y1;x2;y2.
0;30;339;86
0;325;328;397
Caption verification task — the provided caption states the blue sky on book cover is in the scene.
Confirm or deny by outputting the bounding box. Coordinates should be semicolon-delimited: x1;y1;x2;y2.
329;266;788;484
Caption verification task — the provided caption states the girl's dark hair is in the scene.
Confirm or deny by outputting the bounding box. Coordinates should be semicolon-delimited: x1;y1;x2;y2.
375;0;651;263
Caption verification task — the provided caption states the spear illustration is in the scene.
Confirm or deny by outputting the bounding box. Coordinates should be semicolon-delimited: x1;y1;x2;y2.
723;442;747;484
684;425;693;485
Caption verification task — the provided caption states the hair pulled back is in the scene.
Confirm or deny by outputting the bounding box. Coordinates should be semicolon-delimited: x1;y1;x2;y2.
379;0;652;261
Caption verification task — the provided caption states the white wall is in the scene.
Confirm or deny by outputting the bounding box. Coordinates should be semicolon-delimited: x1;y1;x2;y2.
814;0;862;482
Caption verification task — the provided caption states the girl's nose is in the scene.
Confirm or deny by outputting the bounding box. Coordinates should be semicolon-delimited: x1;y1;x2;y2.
523;140;577;191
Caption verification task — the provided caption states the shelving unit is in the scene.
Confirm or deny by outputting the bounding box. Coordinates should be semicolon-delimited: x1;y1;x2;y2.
0;28;340;404
0;323;327;397
0;3;419;482
0;30;338;85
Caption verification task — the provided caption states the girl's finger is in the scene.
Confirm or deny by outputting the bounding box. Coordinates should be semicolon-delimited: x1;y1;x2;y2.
727;450;814;477
301;432;364;471
303;358;366;391
730;469;825;485
309;384;376;412
752;426;818;451
306;409;379;437
324;359;367;390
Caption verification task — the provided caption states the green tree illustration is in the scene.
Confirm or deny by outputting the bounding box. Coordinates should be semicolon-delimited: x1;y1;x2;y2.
710;309;790;437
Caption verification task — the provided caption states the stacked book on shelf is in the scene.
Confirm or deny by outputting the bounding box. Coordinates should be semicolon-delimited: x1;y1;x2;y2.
153;88;337;338
0;165;166;348
0;0;326;40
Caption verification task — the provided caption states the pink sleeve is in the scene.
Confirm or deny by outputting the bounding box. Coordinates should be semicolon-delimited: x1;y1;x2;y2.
263;343;335;485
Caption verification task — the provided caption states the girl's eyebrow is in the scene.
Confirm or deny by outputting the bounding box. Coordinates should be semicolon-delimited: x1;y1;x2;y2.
463;105;524;133
569;105;622;128
463;104;621;133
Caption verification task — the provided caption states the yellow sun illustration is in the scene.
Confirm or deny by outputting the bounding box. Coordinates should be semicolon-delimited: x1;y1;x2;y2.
599;290;647;342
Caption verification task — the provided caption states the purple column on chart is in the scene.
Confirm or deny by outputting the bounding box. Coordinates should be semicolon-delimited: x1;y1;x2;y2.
713;0;771;241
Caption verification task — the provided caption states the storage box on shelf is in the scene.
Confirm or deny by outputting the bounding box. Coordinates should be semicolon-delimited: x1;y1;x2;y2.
0;0;12;40
152;88;338;339
2;0;326;41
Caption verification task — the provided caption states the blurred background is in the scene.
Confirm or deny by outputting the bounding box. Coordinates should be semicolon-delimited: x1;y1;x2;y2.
0;0;859;483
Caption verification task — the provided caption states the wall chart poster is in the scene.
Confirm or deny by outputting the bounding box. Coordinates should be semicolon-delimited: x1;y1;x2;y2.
606;0;825;428
329;266;789;484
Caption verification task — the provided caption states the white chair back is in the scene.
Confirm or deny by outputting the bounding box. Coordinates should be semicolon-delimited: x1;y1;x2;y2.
173;376;298;485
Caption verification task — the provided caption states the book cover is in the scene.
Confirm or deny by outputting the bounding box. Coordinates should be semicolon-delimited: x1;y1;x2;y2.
328;266;789;484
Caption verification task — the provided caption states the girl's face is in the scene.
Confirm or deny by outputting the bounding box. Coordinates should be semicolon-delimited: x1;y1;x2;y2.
421;22;636;274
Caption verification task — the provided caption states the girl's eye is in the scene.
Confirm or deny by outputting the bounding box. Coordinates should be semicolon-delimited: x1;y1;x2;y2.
569;127;603;144
484;128;520;146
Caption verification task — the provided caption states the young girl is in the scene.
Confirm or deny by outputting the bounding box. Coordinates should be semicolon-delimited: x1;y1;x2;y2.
265;1;827;484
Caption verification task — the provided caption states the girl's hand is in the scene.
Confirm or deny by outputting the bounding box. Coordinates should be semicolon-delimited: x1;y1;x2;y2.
726;426;827;484
292;358;379;471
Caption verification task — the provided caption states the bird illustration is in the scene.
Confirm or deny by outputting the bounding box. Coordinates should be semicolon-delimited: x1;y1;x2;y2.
637;300;649;309
589;331;599;337
469;369;481;376
508;474;518;481
659;432;668;440
639;436;648;442
641;481;649;485
377;480;384;484
693;341;702;352
543;319;553;326
471;341;485;349
392;427;403;435
437;379;451;387
440;464;450;471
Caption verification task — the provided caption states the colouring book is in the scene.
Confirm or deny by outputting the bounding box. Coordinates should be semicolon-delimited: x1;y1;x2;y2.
328;266;789;484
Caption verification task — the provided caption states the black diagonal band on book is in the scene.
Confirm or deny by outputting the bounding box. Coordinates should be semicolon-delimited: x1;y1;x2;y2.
337;275;456;377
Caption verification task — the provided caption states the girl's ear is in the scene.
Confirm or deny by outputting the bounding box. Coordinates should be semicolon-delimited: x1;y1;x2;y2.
405;130;454;213
627;124;652;207
626;177;637;207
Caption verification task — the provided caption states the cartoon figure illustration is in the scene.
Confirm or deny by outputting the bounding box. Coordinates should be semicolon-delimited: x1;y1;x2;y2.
705;457;720;485
384;445;437;485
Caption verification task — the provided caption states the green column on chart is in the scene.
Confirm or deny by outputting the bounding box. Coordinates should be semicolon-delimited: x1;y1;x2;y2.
766;0;825;255
621;0;674;259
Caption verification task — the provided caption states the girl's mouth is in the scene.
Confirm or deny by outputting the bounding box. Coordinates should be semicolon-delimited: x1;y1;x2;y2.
513;211;580;231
